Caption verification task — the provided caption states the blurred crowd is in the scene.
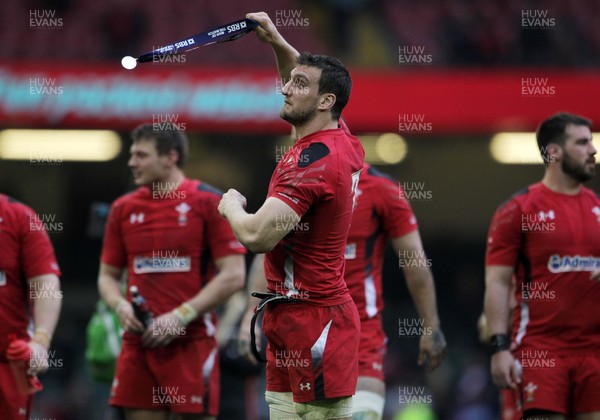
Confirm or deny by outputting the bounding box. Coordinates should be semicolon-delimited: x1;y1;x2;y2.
4;0;600;67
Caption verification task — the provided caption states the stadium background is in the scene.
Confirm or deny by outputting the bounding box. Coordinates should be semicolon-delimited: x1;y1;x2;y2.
1;0;599;418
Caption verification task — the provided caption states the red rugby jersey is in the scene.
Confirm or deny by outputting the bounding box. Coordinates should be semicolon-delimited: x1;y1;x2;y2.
486;182;600;355
264;122;365;306
0;194;61;360
344;164;418;321
101;178;246;340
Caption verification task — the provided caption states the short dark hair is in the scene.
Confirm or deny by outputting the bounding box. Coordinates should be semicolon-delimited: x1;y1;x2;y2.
296;52;351;120
131;123;189;168
537;112;592;162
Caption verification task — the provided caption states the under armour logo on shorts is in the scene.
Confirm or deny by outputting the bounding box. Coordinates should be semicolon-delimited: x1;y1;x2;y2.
299;382;311;391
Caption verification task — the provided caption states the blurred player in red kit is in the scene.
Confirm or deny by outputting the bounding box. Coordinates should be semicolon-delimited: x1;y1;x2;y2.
0;194;62;419
218;12;364;419
97;124;246;420
343;163;446;419
485;113;600;420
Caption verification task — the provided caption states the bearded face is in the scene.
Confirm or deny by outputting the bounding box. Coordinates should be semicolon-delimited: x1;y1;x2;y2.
558;124;596;183
561;147;595;182
279;65;322;128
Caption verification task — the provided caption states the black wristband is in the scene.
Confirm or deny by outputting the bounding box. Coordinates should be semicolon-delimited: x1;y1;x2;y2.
490;334;510;354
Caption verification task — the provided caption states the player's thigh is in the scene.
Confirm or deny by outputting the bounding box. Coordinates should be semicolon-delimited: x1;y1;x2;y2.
500;388;522;420
124;408;169;420
294;396;353;420
518;351;570;414
356;376;385;396
573;355;600;415
576;412;600;420
149;339;220;416
354;377;385;420
264;301;360;401
265;391;301;420
110;339;158;410
357;320;386;383
0;362;32;419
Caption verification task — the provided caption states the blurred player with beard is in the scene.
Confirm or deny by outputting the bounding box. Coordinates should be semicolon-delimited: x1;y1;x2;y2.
0;195;62;419
485;113;600;420
98;124;246;420
218;12;364;420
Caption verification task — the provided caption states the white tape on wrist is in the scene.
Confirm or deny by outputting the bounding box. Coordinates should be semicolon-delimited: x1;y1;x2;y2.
33;328;52;350
173;303;198;326
113;299;128;314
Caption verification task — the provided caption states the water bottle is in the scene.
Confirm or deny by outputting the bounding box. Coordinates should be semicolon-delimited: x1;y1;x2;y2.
129;286;154;328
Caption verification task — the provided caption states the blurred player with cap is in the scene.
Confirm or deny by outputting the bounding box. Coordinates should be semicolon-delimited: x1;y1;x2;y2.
219;12;364;419
485;112;600;419
0;194;62;419
98;123;246;420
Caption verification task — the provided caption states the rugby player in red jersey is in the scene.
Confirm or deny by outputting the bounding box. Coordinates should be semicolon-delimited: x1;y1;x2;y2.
218;12;364;419
239;164;447;419
343;163;446;419
0;194;62;419
485;113;600;420
98;124;246;420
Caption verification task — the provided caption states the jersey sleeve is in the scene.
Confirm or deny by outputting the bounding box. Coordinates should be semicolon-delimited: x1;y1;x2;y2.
485;199;523;267
380;180;419;239
268;144;331;217
100;202;127;268
18;205;61;279
204;194;246;260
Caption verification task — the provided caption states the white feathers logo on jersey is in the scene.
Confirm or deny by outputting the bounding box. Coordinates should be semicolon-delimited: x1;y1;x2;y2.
175;202;191;226
524;382;537;402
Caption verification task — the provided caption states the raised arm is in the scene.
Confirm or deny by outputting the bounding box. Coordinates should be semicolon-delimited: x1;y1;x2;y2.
247;12;300;80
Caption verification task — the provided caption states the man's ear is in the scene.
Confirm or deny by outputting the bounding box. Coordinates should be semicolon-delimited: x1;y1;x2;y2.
546;143;562;163
165;149;180;167
318;93;336;112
